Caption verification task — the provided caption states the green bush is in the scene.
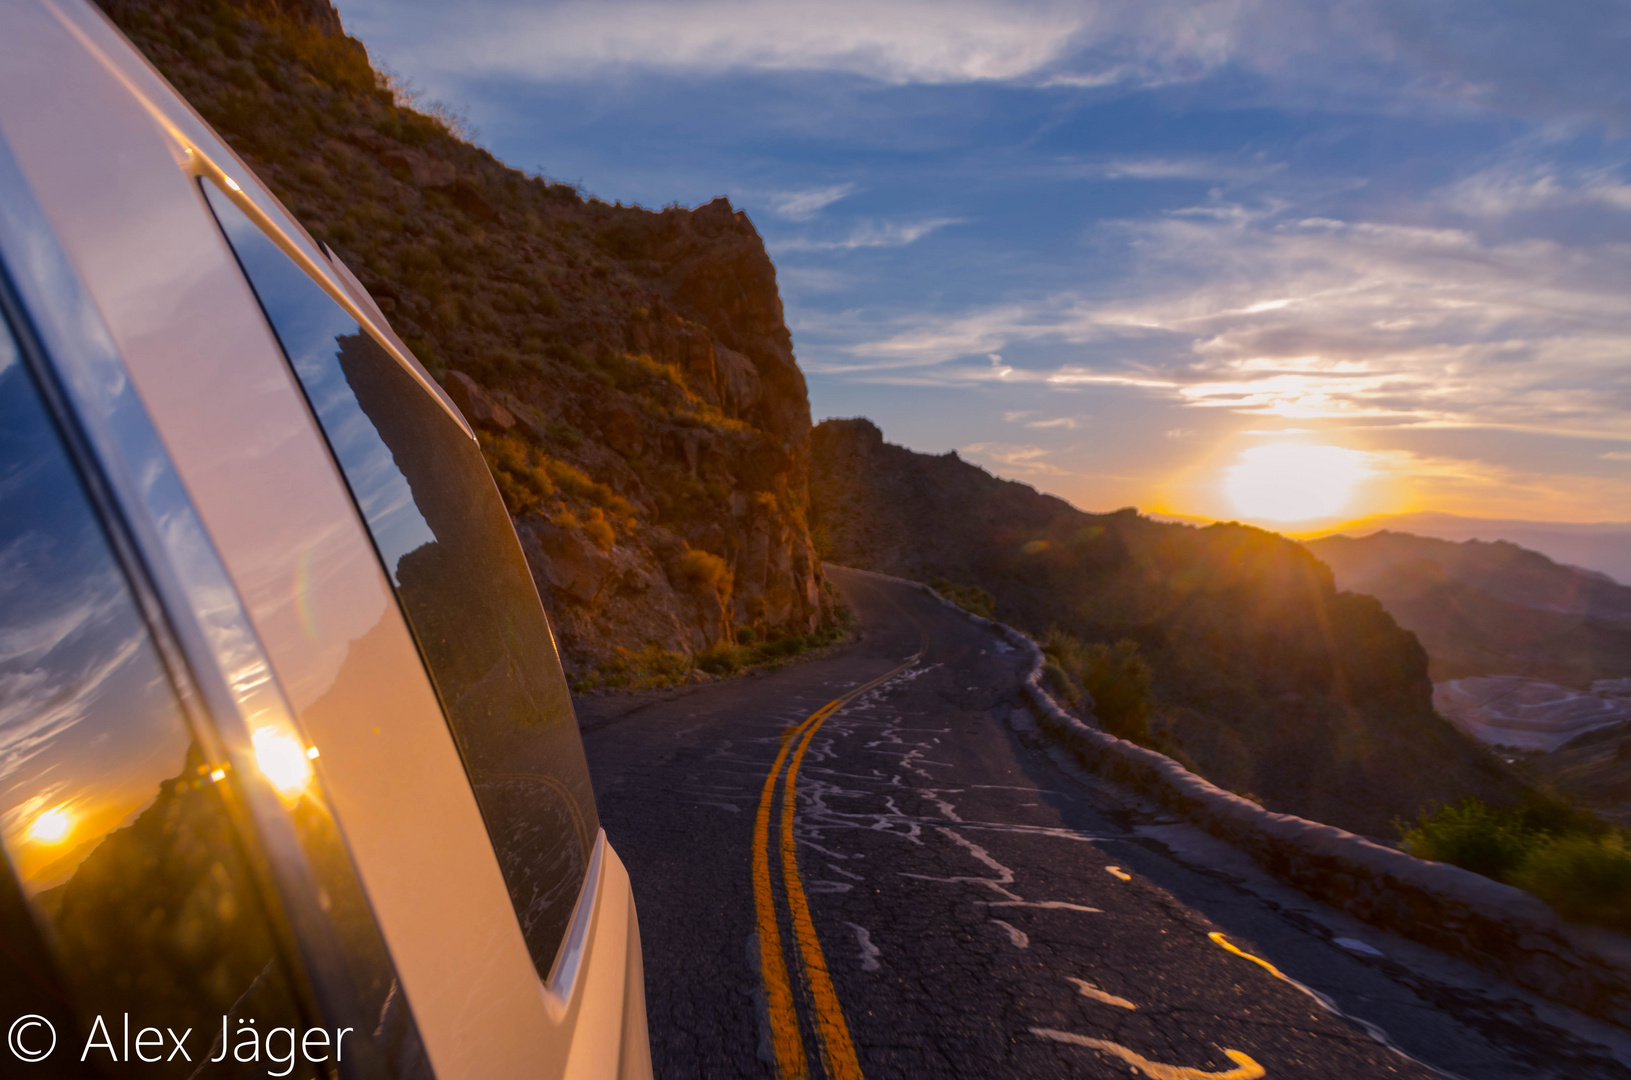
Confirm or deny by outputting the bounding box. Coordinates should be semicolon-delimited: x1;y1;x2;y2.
929;578;995;618
1398;798;1544;881
1042;630;1153;741
1399;797;1631;932
1042;659;1082;707
696;643;751;675
735;625;757;645
765;635;808;658
1509;835;1631;932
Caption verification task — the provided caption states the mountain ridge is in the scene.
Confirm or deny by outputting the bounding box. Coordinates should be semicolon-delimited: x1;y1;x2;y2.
1306;530;1631;688
810;417;1524;837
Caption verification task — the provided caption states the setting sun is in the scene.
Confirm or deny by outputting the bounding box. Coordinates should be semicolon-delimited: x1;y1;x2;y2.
1223;444;1372;523
26;806;73;845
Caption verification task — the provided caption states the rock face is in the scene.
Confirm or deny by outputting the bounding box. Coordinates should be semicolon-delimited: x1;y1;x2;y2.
99;0;830;676
810;418;1525;836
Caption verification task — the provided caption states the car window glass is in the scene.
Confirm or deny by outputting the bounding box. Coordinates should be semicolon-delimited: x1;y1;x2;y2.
202;182;599;978
0;314;312;1078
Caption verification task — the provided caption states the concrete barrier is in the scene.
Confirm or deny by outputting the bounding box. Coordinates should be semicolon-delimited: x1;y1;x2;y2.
888;572;1631;1025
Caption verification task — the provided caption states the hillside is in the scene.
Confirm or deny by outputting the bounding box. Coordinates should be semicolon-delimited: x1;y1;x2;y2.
1305;531;1631;687
810;418;1524;836
96;0;831;681
1317;512;1631;587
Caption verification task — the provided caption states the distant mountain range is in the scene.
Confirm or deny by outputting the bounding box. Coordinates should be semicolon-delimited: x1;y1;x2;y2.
1305;530;1631;688
1313;512;1631;587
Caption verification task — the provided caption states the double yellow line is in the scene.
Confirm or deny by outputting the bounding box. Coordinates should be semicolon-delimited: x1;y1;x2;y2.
752;655;920;1080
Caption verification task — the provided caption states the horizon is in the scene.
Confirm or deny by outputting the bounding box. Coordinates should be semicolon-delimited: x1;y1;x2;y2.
335;0;1631;532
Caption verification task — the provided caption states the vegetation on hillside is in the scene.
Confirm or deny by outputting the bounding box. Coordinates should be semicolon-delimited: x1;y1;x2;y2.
99;0;836;674
1400;797;1631;932
1041;631;1154;744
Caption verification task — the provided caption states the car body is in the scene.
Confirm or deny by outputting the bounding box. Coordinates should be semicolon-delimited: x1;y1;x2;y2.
0;2;650;1077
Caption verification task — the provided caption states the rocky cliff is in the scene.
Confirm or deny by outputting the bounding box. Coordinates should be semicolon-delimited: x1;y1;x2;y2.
98;0;831;680
811;418;1526;836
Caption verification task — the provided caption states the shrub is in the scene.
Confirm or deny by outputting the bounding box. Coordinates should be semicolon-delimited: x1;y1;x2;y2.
479;430;554;515
675;548;733;642
1080;639;1153;742
583;514;615;551
1042;630;1153;741
1042;659;1083;706
735;626;757;645
696;643;751;675
1509;835;1631;932
1398;798;1544;881
573;644;693;691
930;578;995;619
766;635;808;658
1400;798;1631;932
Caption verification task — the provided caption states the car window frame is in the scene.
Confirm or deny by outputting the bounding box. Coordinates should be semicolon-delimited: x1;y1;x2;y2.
0;131;413;1080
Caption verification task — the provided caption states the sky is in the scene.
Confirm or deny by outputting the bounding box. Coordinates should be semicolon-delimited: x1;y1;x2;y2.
334;0;1631;530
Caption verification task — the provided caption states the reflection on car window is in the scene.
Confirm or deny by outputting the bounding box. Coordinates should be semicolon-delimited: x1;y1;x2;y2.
0;315;310;1078
203;182;599;978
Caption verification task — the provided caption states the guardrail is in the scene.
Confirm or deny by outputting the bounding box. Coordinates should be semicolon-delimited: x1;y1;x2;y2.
895;573;1631;1026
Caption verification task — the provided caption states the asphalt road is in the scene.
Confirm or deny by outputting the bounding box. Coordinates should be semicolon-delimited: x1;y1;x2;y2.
578;566;1630;1079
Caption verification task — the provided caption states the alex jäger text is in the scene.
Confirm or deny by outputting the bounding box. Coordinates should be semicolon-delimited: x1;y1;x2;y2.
81;1013;352;1075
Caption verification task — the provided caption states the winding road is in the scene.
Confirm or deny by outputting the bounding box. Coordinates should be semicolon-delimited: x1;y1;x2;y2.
577;567;1630;1079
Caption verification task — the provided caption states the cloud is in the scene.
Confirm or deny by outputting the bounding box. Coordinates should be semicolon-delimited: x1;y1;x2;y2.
775;266;855;294
814;200;1631;437
1074;158;1285;183
1441;163;1631;220
766;183;858;220
960;442;1071;475
356;0;1087;85
344;0;1631;125
775;217;964;252
1026;417;1079;429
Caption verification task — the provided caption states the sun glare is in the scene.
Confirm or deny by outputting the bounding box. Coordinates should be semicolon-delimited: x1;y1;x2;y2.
1223;443;1372;523
252;726;314;799
26;806;73;845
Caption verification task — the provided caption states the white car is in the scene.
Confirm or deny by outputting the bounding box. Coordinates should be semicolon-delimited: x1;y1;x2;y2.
0;2;651;1077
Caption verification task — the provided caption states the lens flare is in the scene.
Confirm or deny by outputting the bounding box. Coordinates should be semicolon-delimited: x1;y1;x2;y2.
252;726;314;798
26;807;72;845
1223;443;1372;522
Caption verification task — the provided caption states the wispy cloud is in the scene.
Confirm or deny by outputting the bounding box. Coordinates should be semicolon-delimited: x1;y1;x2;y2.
1076;157;1285;183
346;0;1631;125
360;0;1087;85
807;200;1631;436
766;183;858;220
1442;162;1631;219
775;217;964;251
960;442;1071;476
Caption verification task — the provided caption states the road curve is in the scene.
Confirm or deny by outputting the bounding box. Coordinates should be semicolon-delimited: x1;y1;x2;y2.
578;566;1629;1079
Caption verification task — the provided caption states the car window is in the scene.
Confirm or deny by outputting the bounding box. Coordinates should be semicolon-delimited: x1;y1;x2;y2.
202;181;599;979
0;313;312;1079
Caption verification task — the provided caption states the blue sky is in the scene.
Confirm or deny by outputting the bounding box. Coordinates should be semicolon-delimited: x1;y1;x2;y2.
335;0;1631;527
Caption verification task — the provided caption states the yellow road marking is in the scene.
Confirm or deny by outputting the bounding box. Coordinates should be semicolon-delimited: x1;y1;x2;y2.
753;656;917;1079
1106;865;1132;881
753;711;817;1079
1032;1029;1266;1079
1208;932;1291;980
783;708;863;1079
